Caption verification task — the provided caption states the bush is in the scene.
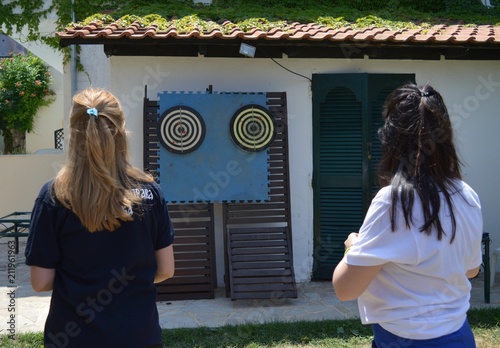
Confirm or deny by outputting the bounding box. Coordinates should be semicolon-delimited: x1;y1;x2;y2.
0;52;55;153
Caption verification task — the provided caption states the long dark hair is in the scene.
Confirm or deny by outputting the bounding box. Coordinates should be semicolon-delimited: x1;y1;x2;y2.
377;83;462;242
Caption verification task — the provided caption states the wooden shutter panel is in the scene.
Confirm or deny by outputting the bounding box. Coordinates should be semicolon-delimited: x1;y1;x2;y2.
312;75;366;279
318;86;365;277
312;73;415;280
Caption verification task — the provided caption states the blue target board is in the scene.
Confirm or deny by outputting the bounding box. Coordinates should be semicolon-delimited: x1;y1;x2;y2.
157;92;274;203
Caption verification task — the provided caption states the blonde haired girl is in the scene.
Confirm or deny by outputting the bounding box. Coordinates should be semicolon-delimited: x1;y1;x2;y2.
26;87;174;348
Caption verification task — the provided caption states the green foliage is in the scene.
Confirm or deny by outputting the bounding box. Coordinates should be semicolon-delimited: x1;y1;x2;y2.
2;0;499;43
0;0;53;41
0;53;55;134
353;15;432;30
344;0;392;11
316;16;350;29
1;0;499;68
236;18;287;32
173;14;220;33
444;0;487;12
391;0;446;12
0;331;44;347
81;0;500;29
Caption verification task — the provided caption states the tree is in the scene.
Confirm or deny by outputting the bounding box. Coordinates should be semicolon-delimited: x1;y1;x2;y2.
0;52;55;154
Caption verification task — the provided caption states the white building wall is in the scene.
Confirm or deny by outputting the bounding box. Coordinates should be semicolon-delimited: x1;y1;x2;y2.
27;65;64;152
96;53;499;283
77;46;111;91
0;153;65;216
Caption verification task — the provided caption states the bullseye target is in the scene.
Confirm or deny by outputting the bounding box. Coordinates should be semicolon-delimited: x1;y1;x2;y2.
157;106;206;154
230;104;276;152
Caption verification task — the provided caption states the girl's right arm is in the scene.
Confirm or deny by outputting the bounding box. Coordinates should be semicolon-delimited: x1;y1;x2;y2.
30;266;55;292
466;266;480;279
154;244;175;283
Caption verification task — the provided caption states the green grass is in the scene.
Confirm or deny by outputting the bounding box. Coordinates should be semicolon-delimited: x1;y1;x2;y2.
1;307;499;348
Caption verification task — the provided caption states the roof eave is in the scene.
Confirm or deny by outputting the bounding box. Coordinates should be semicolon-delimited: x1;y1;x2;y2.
58;37;500;60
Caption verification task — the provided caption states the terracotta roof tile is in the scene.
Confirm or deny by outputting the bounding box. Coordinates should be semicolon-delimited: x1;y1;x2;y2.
56;20;500;47
222;30;243;39
372;32;396;41
453;35;477;43
307;31;335;41
200;29;224;39
266;28;290;40
432;34;454;42
352;32;375;40
413;34;436;42
330;32;356;41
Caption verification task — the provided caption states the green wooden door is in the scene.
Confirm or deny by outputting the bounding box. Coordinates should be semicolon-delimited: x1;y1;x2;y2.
312;73;415;280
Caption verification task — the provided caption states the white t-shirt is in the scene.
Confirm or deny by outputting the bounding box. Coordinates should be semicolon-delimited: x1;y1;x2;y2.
345;180;483;340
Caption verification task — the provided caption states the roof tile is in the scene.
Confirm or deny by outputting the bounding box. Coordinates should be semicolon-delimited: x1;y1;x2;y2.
330;32;355;41
372;32;396;41
56;20;500;46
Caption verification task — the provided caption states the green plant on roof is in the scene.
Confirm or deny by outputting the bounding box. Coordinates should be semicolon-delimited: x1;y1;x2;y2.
1;0;498;74
316;17;351;30
80;14;115;27
142;14;171;30
237;18;287;32
353;15;430;30
117;14;143;27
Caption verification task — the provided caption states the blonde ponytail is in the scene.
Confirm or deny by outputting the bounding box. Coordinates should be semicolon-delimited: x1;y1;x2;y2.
54;88;153;232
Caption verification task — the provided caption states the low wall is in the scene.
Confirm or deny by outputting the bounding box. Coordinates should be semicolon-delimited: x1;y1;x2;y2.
0;153;65;217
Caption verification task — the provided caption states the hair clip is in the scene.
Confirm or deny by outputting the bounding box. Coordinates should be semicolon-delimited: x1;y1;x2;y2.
87;108;98;118
420;91;429;98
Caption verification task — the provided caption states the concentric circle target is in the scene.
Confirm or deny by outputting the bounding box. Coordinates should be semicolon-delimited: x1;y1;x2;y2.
157;106;206;154
230;104;276;152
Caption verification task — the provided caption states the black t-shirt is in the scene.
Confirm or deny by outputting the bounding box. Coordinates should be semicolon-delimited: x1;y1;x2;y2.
25;180;174;348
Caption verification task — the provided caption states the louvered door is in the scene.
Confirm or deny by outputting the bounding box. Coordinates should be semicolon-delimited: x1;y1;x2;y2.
312;73;414;279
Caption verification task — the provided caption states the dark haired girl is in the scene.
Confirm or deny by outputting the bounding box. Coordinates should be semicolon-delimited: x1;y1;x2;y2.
333;83;482;347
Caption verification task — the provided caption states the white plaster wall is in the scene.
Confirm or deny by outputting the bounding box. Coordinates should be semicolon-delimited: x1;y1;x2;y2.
26;65;64;153
57;45;110;150
104;55;500;283
77;45;111;91
0;153;65;217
